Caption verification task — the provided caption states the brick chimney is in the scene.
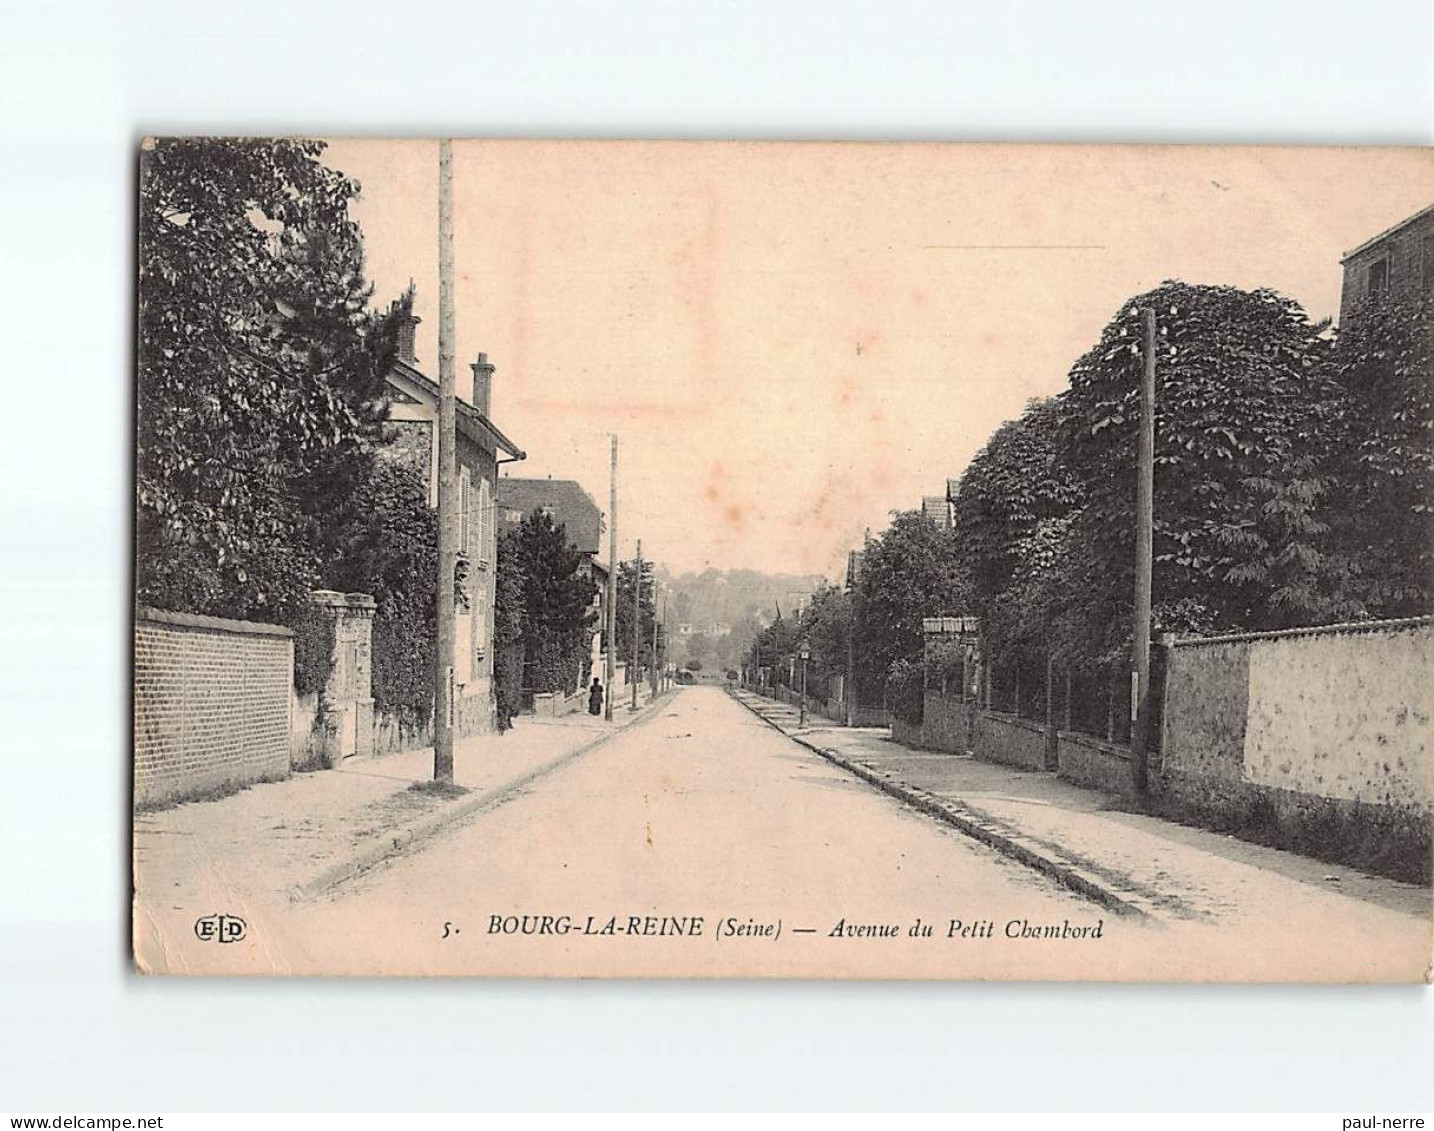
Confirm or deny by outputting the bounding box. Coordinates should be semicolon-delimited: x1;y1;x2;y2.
391;300;421;366
470;352;496;417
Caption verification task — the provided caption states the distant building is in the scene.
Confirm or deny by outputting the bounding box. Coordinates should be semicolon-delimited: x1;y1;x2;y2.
845;548;864;592
378;309;525;738
921;493;954;528
495;477;608;587
1339;204;1434;328
496;476;609;671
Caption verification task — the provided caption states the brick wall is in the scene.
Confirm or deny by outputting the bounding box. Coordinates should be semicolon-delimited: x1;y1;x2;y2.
134;608;293;806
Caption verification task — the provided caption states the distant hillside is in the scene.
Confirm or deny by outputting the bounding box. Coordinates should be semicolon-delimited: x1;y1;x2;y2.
654;567;828;669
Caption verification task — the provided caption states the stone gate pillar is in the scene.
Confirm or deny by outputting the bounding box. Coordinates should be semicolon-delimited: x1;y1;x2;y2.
311;590;377;760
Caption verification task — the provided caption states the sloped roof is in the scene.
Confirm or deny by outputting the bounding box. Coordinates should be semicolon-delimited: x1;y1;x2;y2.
496;477;604;556
386;360;526;459
1340;204;1434;264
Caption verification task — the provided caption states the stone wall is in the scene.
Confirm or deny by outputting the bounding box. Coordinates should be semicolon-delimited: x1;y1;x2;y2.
1338;207;1433;327
1057;731;1134;797
972;711;1046;770
921;690;970;754
134;609;292;806
890;717;924;748
1156;617;1432;877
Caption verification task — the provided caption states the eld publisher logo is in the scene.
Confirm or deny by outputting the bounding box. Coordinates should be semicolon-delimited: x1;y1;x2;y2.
194;913;247;944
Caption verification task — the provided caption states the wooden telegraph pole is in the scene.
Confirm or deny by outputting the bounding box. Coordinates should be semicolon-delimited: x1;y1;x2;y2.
605;436;617;722
631;539;642;711
650;577;661;695
433;139;458;785
660;591;669;691
1130;306;1157;796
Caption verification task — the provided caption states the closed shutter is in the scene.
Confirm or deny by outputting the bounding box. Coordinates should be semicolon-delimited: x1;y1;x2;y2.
459;467;472;557
478;478;493;565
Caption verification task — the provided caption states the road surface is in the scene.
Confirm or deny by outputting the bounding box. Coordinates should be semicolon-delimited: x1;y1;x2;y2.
268;685;1122;977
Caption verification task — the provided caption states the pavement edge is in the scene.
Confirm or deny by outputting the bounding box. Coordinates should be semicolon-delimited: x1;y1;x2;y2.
729;689;1155;920
290;689;679;903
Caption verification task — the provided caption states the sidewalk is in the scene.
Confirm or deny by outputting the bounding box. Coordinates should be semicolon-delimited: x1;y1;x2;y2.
134;687;668;917
732;689;1432;932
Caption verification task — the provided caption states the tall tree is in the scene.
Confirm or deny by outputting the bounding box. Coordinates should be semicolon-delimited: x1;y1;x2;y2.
1055;281;1352;664
854;511;971;699
951;395;1081;630
793;582;851;694
136;137;401;622
615;559;657;668
1324;291;1434;617
504;512;599;697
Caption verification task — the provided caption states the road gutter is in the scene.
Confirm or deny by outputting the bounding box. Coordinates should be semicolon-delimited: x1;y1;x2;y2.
730;689;1158;921
291;690;678;904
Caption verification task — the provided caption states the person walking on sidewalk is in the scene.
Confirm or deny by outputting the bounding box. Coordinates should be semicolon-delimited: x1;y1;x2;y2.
588;676;604;716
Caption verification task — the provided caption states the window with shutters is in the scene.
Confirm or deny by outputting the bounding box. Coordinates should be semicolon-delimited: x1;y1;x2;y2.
474;572;490;662
477;477;493;566
458;466;472;559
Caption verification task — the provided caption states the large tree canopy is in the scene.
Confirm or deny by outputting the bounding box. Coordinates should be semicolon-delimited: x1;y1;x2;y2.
1052;281;1352;663
137;137;402;621
951;395;1080;621
504;512;599;696
1323;291;1434;617
853;511;971;697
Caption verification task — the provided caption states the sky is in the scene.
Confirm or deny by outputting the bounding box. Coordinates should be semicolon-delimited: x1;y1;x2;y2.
321;140;1431;580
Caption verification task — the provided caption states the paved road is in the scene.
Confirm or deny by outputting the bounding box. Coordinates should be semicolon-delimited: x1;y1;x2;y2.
269;685;1121;977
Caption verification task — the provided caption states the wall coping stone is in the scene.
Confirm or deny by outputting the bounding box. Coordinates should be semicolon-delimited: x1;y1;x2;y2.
1165;614;1432;650
310;590;378;614
980;709;1046;735
136;606;293;638
1057;729;1131;761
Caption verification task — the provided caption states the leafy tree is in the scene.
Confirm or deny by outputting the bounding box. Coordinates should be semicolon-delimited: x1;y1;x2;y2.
325;457;438;727
615;559;658;670
492;525;529;730
952;396;1081;618
853;511;971;700
885;658;925;725
685;633;713;666
751;606;797;681
1054;281;1352;664
136;137;402;623
505;512;599;697
793;582;851;695
1324;291;1434;617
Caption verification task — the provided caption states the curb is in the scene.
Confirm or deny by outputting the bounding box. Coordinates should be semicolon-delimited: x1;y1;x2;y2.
729;689;1157;920
290;689;678;903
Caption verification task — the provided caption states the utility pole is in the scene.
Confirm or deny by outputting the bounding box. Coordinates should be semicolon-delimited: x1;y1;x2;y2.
650;578;661;695
660;592;669;690
799;641;810;728
433;139;457;784
1130;306;1157;797
631;539;642;711
605;436;617;722
845;550;858;727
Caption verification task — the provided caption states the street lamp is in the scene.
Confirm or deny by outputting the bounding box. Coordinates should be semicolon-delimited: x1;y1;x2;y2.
799;641;810;728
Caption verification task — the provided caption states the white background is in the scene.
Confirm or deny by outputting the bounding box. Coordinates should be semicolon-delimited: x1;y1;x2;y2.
1;0;1431;1113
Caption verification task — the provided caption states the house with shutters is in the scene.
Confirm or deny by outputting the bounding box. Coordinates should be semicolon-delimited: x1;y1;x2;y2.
377;306;526;737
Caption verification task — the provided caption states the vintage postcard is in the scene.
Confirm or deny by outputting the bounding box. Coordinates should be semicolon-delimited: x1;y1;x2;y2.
132;139;1433;980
